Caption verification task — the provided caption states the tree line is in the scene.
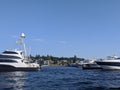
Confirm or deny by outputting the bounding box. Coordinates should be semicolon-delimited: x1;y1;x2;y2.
30;55;84;66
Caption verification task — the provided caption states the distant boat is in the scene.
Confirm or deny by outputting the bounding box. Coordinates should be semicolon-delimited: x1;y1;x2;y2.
96;55;120;70
82;59;102;70
0;33;40;71
68;63;82;68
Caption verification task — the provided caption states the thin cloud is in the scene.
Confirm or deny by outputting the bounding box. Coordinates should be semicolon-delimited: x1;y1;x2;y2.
32;38;45;42
11;35;18;38
59;41;67;44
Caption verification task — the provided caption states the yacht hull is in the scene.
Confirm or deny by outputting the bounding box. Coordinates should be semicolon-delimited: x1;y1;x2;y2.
0;65;40;71
82;64;102;69
100;65;120;70
96;61;120;70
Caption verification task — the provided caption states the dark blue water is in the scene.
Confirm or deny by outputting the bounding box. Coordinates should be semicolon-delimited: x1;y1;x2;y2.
0;66;120;90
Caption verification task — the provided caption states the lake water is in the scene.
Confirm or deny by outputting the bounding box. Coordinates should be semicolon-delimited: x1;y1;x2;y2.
0;66;120;90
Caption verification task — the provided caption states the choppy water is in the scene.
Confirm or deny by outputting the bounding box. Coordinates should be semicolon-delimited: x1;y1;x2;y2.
0;66;120;90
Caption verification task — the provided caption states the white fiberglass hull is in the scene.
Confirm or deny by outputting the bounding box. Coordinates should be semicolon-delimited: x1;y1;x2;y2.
99;65;120;70
0;65;39;71
96;60;120;70
0;63;40;71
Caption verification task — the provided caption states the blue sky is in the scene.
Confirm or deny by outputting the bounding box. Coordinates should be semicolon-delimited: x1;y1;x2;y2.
0;0;120;58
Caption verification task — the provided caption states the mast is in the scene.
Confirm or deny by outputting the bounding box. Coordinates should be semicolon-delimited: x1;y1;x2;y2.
20;33;26;59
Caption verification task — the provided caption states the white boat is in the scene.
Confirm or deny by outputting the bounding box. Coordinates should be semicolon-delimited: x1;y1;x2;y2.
82;59;102;69
0;33;40;71
96;55;120;70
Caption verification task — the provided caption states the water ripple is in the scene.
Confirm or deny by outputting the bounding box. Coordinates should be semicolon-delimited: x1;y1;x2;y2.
0;66;120;90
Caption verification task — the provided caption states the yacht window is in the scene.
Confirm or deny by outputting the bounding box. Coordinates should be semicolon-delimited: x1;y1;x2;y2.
0;59;18;63
20;52;23;55
3;51;18;54
0;55;22;59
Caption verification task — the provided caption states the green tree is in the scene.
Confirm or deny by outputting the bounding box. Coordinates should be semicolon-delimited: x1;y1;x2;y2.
73;55;77;63
47;55;51;60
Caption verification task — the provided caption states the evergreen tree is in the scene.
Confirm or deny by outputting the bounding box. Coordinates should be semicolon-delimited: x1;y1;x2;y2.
73;55;77;63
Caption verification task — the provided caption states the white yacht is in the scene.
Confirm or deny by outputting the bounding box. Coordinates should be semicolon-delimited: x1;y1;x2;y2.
0;33;40;71
96;55;120;70
82;59;102;69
